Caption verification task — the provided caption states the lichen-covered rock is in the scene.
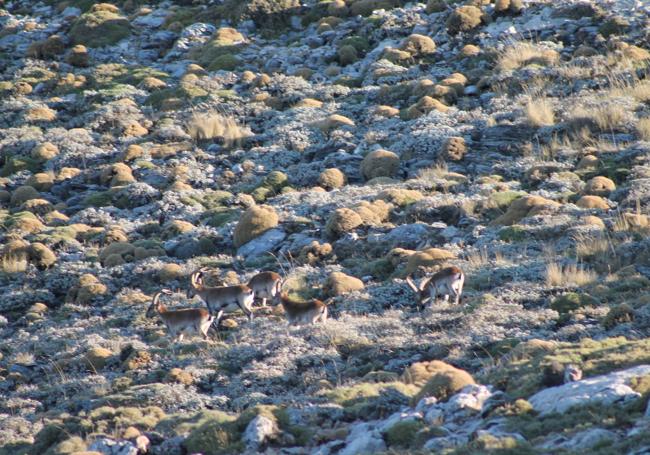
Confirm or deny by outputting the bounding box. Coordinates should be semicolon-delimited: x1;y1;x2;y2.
233;205;279;248
529;365;650;415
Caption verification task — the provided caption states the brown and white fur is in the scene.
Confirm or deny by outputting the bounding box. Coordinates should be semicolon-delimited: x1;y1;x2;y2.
188;270;255;324
278;292;328;325
146;289;214;342
564;364;583;383
406;266;465;306
247;271;282;307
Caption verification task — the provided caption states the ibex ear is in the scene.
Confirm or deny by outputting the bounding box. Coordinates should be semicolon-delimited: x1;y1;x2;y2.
161;288;173;295
421;296;431;305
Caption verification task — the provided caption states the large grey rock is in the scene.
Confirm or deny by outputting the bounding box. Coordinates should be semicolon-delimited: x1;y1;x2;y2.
540;428;617;451
529;365;650;415
237;228;286;258
243;414;279;450
339;422;386;455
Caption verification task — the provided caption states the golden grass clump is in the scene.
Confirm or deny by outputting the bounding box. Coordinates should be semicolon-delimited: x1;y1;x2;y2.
545;262;597;287
318;168;346;190
525;98;555;127
360;149;400;180
326;271;365;296
497;42;559;71
186;112;253;147
446;5;483;35
233;205;279;248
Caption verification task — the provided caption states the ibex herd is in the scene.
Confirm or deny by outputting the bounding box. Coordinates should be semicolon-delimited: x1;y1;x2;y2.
147;265;465;342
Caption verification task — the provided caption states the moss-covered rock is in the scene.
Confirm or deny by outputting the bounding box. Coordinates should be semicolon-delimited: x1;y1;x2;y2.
10;185;39;207
69;4;131;48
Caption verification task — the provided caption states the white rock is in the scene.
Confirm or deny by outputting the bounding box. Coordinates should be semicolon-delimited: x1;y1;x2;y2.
529;365;650;415
243;415;279;449
446;384;492;414
89;438;138;455
378;410;422;433
339;422;386;455
237;228;286;259
415;396;438;413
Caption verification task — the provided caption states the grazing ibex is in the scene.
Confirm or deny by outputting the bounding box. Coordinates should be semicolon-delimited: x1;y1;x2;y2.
278;292;328;325
188;270;254;324
146;289;214;342
247;271;282;307
405;266;465;306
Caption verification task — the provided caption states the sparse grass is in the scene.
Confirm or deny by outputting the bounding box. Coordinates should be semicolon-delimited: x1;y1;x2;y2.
569;103;627;132
497;42;559;72
545;262;597;287
467;246;508;268
524;97;555;127
636;117;650;140
609;78;650;103
417;162;448;181
186;112;253;147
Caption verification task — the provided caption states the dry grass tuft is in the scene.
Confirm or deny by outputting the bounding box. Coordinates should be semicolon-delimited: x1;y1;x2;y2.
545;262;597;287
525;98;555;127
497;42;559;72
1;252;29;274
636;118;650;140
570;104;627;132
186;112;253;147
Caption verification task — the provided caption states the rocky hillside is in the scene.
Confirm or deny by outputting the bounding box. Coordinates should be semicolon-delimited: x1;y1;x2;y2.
1;0;650;453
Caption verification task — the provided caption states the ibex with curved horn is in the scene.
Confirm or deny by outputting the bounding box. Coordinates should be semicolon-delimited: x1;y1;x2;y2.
146;289;214;342
187;268;254;324
405;266;465;306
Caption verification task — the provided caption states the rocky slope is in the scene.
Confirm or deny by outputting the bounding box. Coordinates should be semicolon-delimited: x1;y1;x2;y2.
1;0;650;453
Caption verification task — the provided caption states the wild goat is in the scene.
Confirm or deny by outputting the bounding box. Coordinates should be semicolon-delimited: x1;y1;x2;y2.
146;289;214;342
247;271;282;307
405;266;465;306
188;270;254;324
278;292;328;325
